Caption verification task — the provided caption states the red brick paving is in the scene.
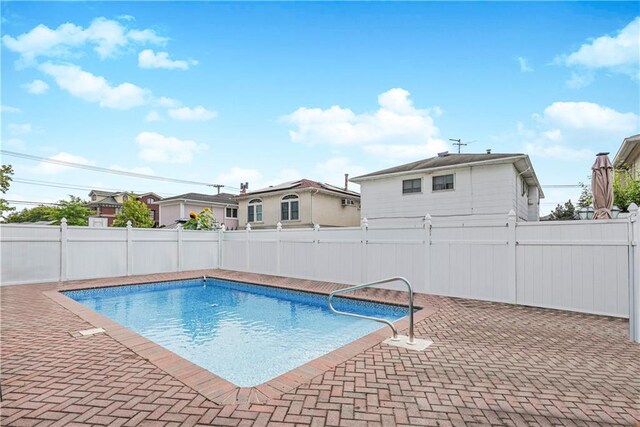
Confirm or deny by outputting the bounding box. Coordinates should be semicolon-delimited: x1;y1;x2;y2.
1;269;639;426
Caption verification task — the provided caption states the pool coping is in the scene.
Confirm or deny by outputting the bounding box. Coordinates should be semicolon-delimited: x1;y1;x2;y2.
44;271;438;405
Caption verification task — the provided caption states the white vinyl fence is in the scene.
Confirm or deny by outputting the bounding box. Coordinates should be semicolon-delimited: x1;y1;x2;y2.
1;208;638;325
1;220;220;286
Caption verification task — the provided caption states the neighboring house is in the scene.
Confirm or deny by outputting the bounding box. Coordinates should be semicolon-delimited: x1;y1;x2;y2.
614;134;640;177
350;152;543;224
87;191;161;227
156;193;239;229
236;179;361;229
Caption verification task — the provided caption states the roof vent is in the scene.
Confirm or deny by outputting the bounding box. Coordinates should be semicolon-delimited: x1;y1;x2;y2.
437;151;449;157
486;149;492;154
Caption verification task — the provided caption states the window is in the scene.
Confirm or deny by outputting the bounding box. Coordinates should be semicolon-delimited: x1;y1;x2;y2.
247;199;262;222
226;207;238;218
147;198;154;204
123;195;128;201
281;194;299;221
432;174;454;191
149;210;155;220
402;178;422;194
521;178;528;197
91;194;96;201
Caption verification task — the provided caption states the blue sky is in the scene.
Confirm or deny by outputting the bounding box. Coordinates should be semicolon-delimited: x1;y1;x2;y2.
1;1;639;214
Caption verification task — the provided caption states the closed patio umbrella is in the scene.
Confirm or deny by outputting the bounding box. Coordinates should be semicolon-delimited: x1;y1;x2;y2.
591;152;613;220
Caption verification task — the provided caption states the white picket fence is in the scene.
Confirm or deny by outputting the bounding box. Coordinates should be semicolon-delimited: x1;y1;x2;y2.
1;209;638;323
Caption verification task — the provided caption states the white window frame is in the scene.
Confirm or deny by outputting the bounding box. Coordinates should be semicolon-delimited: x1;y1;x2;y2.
247;199;263;223
402;178;422;195
280;194;300;221
226;207;238;219
432;174;455;192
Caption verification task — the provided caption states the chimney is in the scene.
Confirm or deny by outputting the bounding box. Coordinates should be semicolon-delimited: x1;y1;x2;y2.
344;173;349;191
240;182;249;194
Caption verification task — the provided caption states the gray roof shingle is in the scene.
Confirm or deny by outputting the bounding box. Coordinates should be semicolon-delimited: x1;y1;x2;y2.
157;192;238;205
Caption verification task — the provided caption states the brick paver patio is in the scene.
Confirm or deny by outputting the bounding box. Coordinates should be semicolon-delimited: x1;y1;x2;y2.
1;270;639;426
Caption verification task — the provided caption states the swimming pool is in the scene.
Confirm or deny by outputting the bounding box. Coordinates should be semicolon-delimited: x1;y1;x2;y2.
64;278;408;387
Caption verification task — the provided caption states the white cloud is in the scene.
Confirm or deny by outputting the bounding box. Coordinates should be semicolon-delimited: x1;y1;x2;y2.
117;15;135;22
40;62;149;109
155;96;181;108
30;152;95;175
518;101;638;160
22;79;49;94
558;17;640;83
516;56;533;72
215;167;263;189
167;106;217;121
8;123;32;135
135;131;207;163
314;157;367;189
566;71;594;89
1;105;22;113
2;17;168;64
109;164;155;175
282;88;448;160
138;49;197;70
144;111;161;122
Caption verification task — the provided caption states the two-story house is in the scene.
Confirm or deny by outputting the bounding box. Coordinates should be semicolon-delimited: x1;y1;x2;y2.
87;191;161;227
236;179;360;229
350;152;543;225
156;193;239;229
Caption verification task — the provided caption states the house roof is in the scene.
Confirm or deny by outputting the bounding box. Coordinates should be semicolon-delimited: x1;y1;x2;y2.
156;192;238;206
351;152;544;198
613;134;640;169
87;196;120;207
237;179;360;199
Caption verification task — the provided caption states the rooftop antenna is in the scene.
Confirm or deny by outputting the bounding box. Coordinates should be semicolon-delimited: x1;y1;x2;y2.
211;184;224;195
449;138;466;154
449;138;475;154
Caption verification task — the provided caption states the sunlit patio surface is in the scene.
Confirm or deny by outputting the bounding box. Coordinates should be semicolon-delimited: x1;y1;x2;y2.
1;270;638;426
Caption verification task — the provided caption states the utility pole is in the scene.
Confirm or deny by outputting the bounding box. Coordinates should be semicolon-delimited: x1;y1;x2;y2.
211;184;224;195
449;138;467;154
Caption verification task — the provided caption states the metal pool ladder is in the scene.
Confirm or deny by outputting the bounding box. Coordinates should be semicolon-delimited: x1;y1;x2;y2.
328;276;416;345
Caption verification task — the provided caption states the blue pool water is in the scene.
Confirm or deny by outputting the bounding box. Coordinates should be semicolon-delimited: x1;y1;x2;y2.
64;278;407;387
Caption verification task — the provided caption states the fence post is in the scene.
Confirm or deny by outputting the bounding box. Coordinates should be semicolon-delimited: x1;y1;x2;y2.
629;203;639;342
177;224;183;272
60;218;68;282
245;223;251;271
276;222;282;276
126;220;133;276
424;214;432;292
507;209;517;304
361;217;368;284
218;224;225;269
314;224;320;279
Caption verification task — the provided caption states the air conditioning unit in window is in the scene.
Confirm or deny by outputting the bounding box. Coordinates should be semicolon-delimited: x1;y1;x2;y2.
341;199;355;206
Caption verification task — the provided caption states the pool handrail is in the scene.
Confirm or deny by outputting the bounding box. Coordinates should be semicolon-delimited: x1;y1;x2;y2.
328;276;415;344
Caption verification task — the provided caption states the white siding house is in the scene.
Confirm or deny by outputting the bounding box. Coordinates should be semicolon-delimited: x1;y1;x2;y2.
351;152;543;224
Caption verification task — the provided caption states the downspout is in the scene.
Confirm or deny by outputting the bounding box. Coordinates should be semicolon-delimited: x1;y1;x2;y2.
310;189;319;226
515;166;531;220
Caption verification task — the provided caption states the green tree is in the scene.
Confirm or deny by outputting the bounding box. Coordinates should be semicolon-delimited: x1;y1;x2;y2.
549;199;577;220
5;205;57;223
4;195;93;225
112;197;153;228
50;196;93;225
0;164;15;218
613;170;640;212
577;181;593;209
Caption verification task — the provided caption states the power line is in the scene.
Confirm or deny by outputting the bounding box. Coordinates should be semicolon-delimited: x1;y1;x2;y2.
2;150;239;190
6;199;61;206
12;178;178;197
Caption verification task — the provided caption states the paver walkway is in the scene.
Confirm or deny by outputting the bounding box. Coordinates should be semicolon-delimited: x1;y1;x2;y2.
1;270;639;426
